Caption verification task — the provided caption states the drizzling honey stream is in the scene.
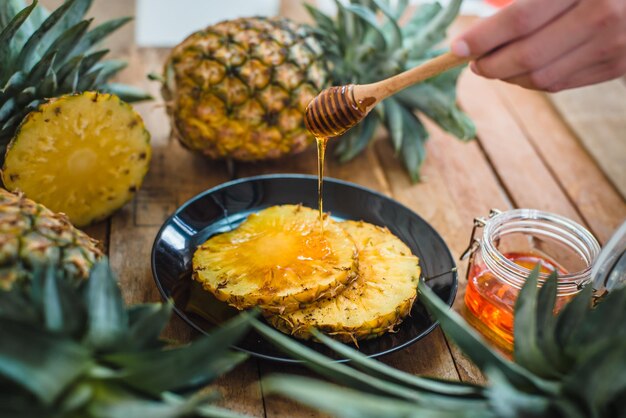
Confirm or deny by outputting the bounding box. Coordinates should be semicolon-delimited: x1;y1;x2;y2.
306;85;375;224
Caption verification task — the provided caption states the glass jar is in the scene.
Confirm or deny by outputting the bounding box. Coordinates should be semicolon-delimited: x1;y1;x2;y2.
462;209;601;348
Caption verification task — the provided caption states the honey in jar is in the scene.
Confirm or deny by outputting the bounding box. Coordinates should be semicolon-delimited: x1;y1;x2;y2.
462;209;600;349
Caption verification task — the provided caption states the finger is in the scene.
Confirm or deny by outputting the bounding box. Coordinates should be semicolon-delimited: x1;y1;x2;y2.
473;0;596;80
451;0;580;58
500;23;626;90
550;57;626;91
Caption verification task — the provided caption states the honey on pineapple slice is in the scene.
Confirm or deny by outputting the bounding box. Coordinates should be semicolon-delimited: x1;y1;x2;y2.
192;205;358;314
267;220;420;343
2;92;151;227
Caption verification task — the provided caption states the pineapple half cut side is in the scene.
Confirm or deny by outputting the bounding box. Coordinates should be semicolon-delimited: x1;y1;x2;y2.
267;221;420;343
193;205;358;314
1;92;151;227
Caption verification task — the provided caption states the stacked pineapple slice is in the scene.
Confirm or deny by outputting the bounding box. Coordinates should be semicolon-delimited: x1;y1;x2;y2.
193;205;421;342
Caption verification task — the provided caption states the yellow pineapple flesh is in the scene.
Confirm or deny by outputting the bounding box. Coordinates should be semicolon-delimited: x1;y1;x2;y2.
267;221;420;343
193;205;358;314
1;92;151;227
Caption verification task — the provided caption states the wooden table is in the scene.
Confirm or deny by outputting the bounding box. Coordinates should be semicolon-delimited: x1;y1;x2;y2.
59;1;626;416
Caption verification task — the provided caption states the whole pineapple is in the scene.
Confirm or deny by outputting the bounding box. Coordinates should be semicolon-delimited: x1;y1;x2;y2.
162;0;475;180
162;17;328;160
0;188;101;290
0;0;150;161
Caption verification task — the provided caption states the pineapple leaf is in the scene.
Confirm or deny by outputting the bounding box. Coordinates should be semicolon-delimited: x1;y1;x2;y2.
0;0;37;83
554;284;593;352
43;264;85;336
418;280;559;394
27;50;57;83
401;2;441;39
383;98;405;152
126;302;173;350
79;49;109;75
0;319;90;405
310;329;484;397
84;260;129;351
252;319;487;408
485;367;552;418
94;60;128;84
0;97;16;122
16;86;36;105
0;0;29;30
44;18;91;70
562;337;626;415
398;107;427;183
55;0;93;31
371;0;402;50
336;111;378;162
408;0;462;57
72;16;132;58
263;375;492;418
101;83;153;102
398;83;476;141
535;272;569;373
77;66;103;91
87;390;215;418
304;3;335;34
0;287;38;323
344;4;387;50
105;312;254;394
569;283;626;357
513;267;561;378
16;0;77;72
1;70;26;95
40;68;58;97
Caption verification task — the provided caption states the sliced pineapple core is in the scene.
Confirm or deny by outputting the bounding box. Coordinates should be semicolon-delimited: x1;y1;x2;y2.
2;92;151;227
267;221;420;342
193;205;358;314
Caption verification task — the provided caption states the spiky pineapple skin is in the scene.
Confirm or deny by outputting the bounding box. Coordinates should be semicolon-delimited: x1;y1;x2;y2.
163;17;329;161
0;188;102;290
1;92;151;227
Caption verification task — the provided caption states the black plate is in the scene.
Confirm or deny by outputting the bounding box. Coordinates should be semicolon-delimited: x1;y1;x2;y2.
151;174;457;362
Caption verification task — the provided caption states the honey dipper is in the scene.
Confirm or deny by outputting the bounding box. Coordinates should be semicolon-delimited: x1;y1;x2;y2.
305;51;469;138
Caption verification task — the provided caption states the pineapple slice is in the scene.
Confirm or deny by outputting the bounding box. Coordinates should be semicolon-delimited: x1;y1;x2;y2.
193;205;358;314
1;92;151;227
267;221;420;343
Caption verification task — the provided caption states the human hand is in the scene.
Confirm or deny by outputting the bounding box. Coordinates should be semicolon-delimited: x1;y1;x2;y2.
451;0;626;91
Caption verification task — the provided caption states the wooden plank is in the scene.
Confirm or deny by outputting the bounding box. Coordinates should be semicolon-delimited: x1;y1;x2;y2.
549;80;626;200
494;83;626;244
457;71;585;223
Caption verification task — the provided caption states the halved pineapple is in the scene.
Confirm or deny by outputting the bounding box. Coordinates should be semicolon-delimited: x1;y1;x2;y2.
267;221;420;343
1;92;151;227
193;205;358;314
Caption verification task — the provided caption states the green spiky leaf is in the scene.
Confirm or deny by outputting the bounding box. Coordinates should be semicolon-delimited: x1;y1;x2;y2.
84;261;129;351
0;319;90;405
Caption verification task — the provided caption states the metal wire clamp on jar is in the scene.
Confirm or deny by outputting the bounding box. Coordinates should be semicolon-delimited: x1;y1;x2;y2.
460;209;601;350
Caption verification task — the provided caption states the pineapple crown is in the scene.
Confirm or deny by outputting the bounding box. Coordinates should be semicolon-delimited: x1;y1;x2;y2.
305;0;476;181
255;267;626;418
0;259;255;418
0;0;151;157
